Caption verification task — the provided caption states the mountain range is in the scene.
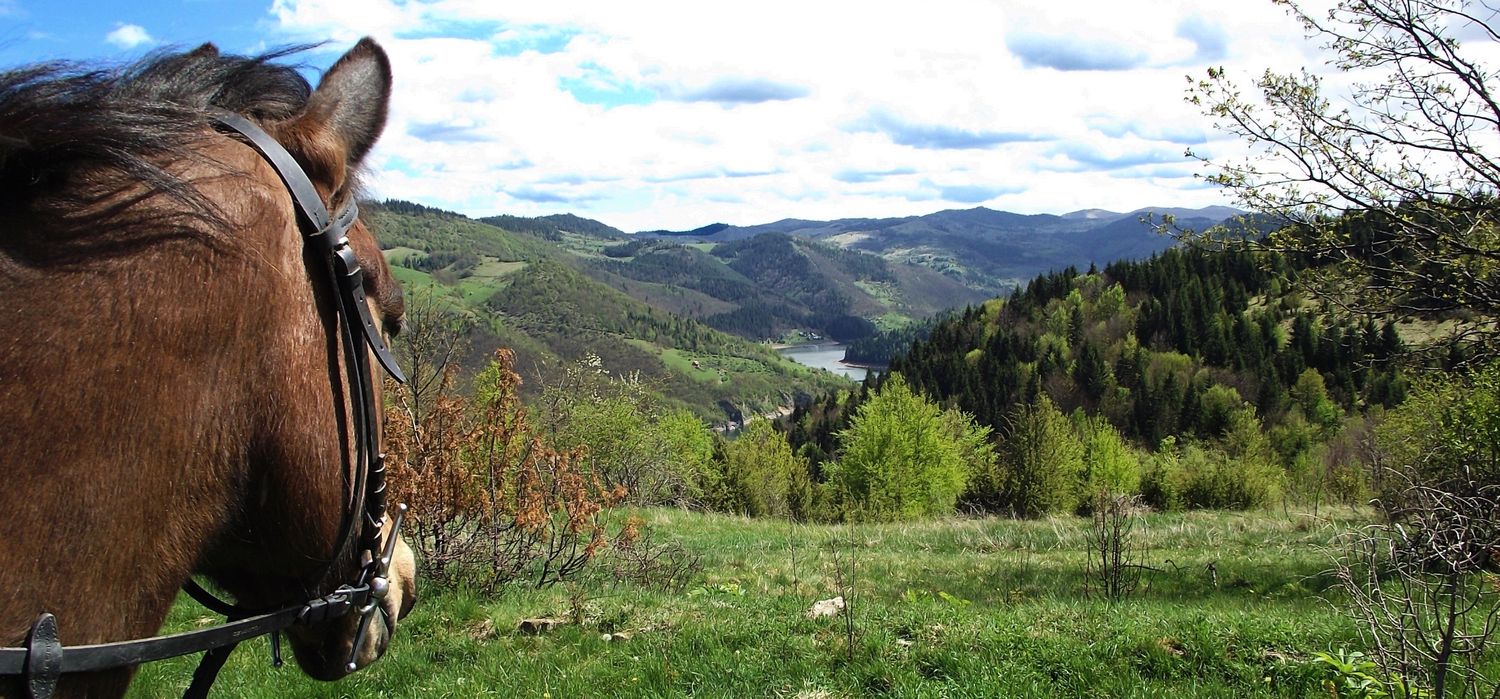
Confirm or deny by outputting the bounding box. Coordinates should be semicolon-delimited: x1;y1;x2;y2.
639;205;1244;293
367;200;1245;421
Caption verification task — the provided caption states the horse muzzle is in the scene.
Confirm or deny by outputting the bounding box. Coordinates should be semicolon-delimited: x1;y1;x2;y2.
287;527;417;681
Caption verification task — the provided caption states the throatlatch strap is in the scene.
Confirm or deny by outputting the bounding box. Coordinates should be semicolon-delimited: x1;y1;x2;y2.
182;643;237;699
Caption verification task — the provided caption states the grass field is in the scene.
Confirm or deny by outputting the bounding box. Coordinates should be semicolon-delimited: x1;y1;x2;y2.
125;508;1428;697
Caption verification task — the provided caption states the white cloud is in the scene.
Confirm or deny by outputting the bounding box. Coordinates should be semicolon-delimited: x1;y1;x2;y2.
105;23;155;50
268;0;1313;231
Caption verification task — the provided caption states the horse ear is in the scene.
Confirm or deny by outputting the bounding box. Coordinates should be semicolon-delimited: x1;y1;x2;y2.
304;37;391;167
189;43;219;59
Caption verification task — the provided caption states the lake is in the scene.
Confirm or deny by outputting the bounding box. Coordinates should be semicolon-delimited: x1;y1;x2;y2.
776;342;873;382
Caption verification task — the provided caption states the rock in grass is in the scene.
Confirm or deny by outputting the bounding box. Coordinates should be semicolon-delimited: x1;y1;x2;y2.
807;596;845;618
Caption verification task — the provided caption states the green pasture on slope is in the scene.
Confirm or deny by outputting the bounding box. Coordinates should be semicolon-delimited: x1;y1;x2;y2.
125;508;1487;698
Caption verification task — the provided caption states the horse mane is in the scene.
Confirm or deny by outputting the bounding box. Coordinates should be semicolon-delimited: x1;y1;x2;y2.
0;45;319;259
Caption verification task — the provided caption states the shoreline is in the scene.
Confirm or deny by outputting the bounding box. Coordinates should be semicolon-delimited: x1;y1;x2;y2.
770;340;888;372
767;340;828;350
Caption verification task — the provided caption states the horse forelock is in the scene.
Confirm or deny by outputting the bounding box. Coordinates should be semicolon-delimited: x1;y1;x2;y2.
0;45;320;251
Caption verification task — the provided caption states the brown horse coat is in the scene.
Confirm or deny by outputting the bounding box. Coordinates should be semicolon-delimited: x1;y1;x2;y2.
0;39;413;697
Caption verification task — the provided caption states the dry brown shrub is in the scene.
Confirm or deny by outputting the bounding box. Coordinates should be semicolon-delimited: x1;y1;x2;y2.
386;349;627;592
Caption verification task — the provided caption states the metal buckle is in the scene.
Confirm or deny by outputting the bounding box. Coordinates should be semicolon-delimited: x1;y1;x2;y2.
344;503;407;672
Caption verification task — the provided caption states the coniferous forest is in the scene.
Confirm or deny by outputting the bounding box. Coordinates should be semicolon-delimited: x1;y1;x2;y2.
783;242;1412;516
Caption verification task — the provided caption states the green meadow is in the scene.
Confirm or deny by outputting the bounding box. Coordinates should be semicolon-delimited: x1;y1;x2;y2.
127;508;1397;698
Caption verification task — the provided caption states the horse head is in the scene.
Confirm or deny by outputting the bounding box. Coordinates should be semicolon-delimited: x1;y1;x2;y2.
0;38;416;696
196;38;420;681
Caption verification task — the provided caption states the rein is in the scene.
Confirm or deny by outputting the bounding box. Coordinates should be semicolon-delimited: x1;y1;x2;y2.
0;112;408;699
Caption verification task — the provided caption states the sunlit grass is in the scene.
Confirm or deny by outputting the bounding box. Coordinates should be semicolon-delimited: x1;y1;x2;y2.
127;508;1377;697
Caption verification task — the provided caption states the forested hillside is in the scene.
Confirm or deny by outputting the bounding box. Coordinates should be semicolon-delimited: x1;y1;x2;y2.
366;202;845;421
579;229;984;342
382;203;985;345
900;247;1405;439
784;242;1413;513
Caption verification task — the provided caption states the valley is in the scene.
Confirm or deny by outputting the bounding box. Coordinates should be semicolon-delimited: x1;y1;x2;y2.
368;200;1243;423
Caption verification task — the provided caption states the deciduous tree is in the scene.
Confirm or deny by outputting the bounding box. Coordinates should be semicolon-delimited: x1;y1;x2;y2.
1192;0;1500;361
829;374;987;521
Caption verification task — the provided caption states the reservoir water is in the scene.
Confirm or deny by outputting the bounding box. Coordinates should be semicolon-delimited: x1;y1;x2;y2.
776;342;873;382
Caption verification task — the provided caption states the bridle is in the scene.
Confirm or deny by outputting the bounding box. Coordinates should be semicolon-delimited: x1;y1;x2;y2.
0;112;409;699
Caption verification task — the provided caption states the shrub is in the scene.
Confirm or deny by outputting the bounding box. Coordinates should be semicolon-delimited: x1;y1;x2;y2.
1140;437;1188;511
540;355;716;507
709;419;809;518
1143;412;1282;512
1172;412;1283;510
1178;442;1246;509
1077;414;1143;506
991;395;1083;518
828;374;990;521
1216;408;1284;507
1376;362;1500;510
386;349;627;591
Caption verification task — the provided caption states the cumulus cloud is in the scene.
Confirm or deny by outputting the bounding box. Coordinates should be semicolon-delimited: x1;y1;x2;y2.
724;167;779;178
1085;115;1208;145
642;167;780;183
407;120;493;143
509;185;598;204
661;77;810;105
558;64;656;108
643;170;722;184
1120;164;1200;179
1005;32;1148;71
1053;143;1188;170
105;23;154;50
261;0;1308;230
936;183;1023;203
857;110;1049;150
1176;16;1228;62
834;168;917;184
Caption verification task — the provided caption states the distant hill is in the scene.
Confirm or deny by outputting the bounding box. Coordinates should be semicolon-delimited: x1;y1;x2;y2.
476;210;988;344
637;205;1246;294
367;200;1252;420
478;212;628;241
366;201;846;422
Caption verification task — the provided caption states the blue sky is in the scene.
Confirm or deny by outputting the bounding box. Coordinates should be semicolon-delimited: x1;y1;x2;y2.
0;0;1333;231
0;1;273;63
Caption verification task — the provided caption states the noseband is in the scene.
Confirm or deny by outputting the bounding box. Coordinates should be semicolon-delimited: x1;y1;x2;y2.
0;112;408;699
